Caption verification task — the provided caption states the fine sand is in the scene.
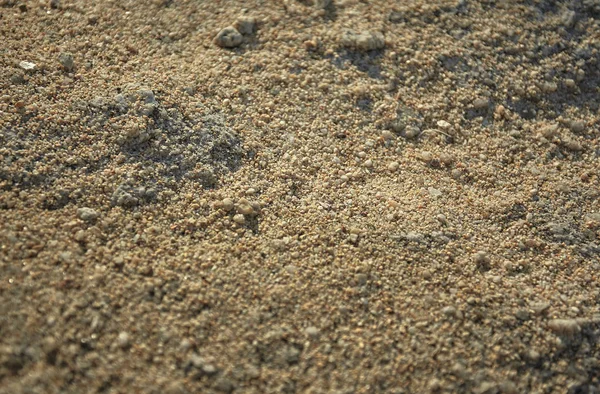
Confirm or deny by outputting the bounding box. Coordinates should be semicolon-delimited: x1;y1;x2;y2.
1;0;600;392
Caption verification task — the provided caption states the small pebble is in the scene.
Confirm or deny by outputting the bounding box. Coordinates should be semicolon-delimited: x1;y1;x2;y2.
404;126;420;139
19;61;36;71
305;326;320;337
442;306;457;317
419;151;434;163
387;161;399;171
117;332;130;348
214;26;243;48
341;30;385;51
568;120;585;133
58;52;74;72
234;17;256;35
222;198;234;211
77;207;99;222
436;120;451;130
474;251;491;270
472;98;489;110
547;319;581;337
381;129;395;140
233;214;246;224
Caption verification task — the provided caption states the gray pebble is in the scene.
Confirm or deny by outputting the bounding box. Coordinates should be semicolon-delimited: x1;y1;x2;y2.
214;26;243;48
77;207;99;222
404;126;421;139
548;319;581;337
234;17;256;35
58;52;74;72
341;30;385;51
472;98;489;110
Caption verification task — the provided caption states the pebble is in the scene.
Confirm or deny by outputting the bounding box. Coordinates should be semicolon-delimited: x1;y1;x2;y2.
77;207;99;222
547;319;581;337
530;302;551;315
341;30;385;51
233;214;246;224
387;161;399;171
314;0;332;8
58;52;74;72
436;120;451;130
19;61;36;71
419;151;434;163
404;126;421;139
472;98;489;110
214;26;243;48
473;251;491;270
381;129;395;140
568;120;585;133
222;198;234;211
442;306;457;317
236;199;254;215
234;17;256;35
117;332;130;348
305;326;320;337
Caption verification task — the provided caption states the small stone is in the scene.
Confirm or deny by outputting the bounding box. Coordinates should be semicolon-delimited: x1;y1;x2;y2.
381;129;395;140
202;364;218;376
305;326;320;337
436;120;451;130
364;159;374;168
387;161;399;171
419;151;434;163
19;61;36;71
428;378;441;391
568;120;585;133
515;309;530;321
236;199;254;215
87;14;99;24
548;319;581;337
314;0;332;8
541;81;558;93
472;98;489;110
540;123;559;138
233;214;246;224
222;198;234;211
341;30;385;51
77;207;99;222
404;126;421;139
439;153;454;165
117;332;130;348
58;52;74;72
474;251;491;271
442;306;457;317
50;0;60;9
563;140;583;151
214;26;243;48
213;376;235;393
234;17;256;35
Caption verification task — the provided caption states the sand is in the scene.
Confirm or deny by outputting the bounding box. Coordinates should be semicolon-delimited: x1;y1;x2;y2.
1;0;600;392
